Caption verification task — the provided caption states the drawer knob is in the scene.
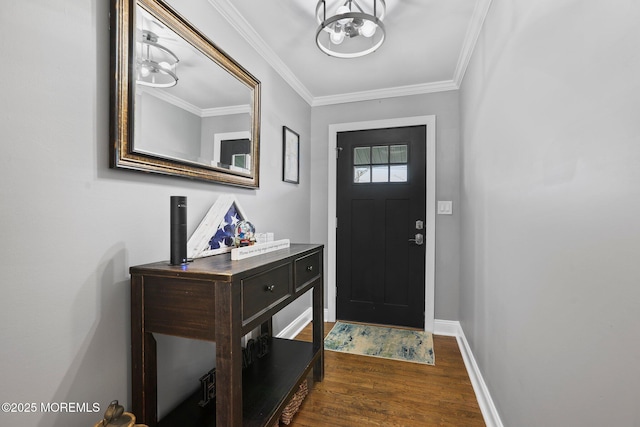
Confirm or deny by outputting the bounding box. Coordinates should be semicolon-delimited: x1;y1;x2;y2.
306;265;314;272
265;284;275;292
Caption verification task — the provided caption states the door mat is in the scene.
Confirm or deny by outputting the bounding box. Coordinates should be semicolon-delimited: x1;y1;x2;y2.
324;321;434;365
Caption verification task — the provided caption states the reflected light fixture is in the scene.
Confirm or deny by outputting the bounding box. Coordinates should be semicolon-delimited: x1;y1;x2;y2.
136;29;179;88
316;0;386;58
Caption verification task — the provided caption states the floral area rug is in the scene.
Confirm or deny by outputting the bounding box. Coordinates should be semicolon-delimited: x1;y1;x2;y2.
324;321;435;365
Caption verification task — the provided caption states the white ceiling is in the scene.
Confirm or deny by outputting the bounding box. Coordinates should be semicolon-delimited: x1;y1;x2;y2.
207;0;492;106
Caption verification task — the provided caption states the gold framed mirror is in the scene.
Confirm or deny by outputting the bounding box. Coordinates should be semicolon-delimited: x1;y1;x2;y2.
110;0;261;188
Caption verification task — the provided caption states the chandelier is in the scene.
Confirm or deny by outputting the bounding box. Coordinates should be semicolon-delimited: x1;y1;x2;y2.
315;0;386;58
136;29;179;88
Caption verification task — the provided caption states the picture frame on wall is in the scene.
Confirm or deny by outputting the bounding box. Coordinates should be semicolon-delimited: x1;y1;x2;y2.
282;126;300;184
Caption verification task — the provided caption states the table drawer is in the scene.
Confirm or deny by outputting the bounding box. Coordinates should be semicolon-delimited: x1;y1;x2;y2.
294;251;321;290
242;263;292;321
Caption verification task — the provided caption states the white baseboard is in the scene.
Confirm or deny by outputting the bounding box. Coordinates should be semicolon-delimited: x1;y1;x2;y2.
433;319;462;336
278;313;503;427
434;319;504;427
276;307;314;339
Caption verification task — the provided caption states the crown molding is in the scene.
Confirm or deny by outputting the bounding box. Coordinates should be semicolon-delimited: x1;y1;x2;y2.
453;0;494;86
137;86;202;116
311;80;459;107
137;86;248;118
209;0;492;107
208;0;314;105
201;104;251;117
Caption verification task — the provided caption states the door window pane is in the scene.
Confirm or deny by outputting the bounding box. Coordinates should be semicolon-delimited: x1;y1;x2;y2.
352;144;409;183
390;145;408;163
354;166;370;183
354;147;370;165
390;165;408;182
371;146;389;164
371;165;389;182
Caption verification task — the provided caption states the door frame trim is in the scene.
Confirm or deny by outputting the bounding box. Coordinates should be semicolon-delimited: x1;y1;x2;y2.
326;115;436;332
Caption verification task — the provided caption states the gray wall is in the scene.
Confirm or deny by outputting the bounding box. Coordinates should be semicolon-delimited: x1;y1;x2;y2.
137;92;202;161
459;1;640;425
0;0;311;425
200;113;251;164
310;91;462;320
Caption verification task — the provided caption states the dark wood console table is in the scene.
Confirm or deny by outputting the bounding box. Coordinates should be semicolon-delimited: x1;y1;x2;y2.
130;244;324;427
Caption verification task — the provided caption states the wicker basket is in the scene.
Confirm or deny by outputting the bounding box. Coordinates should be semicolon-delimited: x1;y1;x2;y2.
93;401;148;427
279;379;308;426
93;412;148;427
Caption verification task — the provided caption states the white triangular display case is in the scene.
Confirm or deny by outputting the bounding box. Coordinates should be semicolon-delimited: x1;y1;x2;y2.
187;194;248;259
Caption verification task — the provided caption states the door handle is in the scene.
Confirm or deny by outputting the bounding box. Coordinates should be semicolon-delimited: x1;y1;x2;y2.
409;233;424;245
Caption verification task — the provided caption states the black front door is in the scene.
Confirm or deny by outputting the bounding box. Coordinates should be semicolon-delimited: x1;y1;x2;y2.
336;125;427;328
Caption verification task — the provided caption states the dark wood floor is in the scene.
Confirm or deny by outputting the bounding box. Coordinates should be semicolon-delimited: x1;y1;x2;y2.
287;322;485;427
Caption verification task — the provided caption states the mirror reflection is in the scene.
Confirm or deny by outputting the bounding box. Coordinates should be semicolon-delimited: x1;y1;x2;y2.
134;4;253;173
110;0;261;187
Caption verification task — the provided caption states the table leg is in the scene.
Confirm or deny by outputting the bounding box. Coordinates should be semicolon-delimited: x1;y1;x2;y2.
312;275;324;382
131;277;158;426
214;281;243;426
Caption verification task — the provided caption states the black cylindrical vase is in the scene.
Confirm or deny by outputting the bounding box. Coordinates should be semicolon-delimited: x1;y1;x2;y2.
170;196;188;265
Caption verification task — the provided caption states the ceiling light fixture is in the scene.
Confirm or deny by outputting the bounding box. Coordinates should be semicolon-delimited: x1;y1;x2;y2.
136;29;179;88
315;0;386;59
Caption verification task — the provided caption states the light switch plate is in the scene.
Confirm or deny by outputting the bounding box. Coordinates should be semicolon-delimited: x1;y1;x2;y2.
437;201;453;215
